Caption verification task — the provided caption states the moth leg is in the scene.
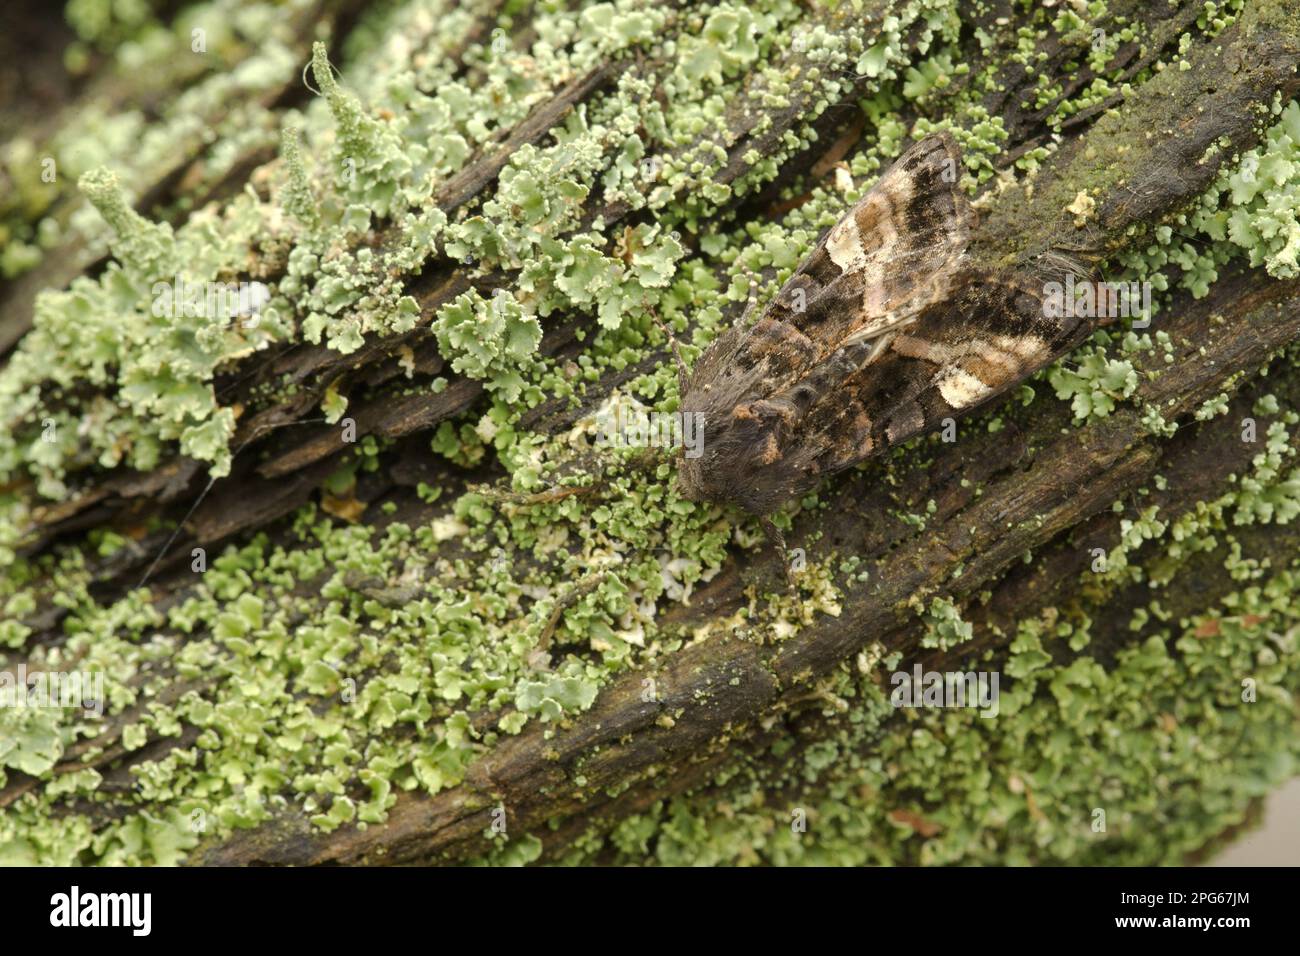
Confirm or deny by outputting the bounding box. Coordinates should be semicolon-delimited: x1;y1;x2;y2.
651;308;690;394
760;515;799;590
738;262;762;318
479;446;669;508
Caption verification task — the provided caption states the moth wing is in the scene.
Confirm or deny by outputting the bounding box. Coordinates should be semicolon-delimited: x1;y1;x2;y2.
761;132;976;354
674;138;1049;515
682;133;975;415
788;271;1081;476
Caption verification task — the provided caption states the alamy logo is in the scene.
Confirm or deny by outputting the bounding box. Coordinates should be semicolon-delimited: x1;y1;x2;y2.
49;886;151;936
890;665;1000;718
151;275;270;324
0;664;103;717
595;396;704;459
1042;276;1152;327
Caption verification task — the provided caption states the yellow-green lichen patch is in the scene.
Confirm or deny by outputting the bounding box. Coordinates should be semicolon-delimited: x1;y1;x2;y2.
594;562;1300;865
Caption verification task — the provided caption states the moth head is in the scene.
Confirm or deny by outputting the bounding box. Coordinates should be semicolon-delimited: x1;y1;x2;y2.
674;398;804;515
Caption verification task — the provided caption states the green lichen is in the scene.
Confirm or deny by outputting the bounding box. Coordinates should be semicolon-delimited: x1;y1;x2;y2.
594;563;1300;865
1048;343;1139;423
919;597;974;651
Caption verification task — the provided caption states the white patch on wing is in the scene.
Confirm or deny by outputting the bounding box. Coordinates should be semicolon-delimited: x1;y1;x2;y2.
826;215;865;273
937;368;993;408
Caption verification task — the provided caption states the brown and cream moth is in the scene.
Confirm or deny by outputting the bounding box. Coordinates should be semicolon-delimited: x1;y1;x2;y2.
669;133;1084;558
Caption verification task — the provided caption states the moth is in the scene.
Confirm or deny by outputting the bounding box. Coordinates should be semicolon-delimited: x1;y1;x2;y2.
669;133;1083;560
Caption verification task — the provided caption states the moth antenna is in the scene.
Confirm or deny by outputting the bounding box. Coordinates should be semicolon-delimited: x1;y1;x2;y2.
478;483;601;505
535;570;606;652
629;446;673;472
137;417;331;589
487;445;675;513
650;307;690;393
